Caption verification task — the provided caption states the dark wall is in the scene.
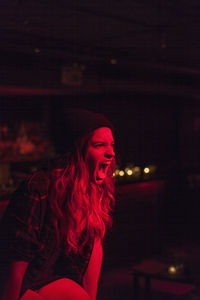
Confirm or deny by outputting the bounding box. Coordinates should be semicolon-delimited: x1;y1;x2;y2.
49;93;200;172
0;94;200;174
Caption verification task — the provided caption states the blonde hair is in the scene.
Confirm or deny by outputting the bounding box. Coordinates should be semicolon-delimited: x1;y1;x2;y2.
50;134;115;254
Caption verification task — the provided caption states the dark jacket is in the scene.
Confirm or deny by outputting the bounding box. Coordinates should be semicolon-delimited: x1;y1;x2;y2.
0;171;92;296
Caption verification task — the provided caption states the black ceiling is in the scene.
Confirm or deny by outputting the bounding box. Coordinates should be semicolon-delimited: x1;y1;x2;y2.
0;0;200;95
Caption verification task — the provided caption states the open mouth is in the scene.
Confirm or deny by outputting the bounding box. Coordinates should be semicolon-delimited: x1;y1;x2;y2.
96;162;110;182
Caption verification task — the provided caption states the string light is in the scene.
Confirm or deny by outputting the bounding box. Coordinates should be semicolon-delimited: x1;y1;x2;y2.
119;170;125;177
133;166;141;174
125;167;133;176
144;167;150;174
127;169;133;176
34;48;40;54
115;169;120;176
114;163;157;182
168;265;176;274
110;58;117;65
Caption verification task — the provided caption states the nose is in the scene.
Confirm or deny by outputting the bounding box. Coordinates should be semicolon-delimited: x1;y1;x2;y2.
105;146;115;159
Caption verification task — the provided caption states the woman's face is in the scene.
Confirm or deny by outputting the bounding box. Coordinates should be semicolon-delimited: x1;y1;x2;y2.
85;127;115;185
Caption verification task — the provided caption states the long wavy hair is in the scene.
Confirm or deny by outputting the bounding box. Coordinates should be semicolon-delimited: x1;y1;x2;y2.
49;132;115;255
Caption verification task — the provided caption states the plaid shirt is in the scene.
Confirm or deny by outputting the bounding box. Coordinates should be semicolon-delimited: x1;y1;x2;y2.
0;171;92;296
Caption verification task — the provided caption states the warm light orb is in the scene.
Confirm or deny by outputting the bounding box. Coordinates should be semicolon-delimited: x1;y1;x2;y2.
168;265;176;274
127;169;133;176
110;58;117;65
133;166;141;174
34;48;40;53
115;169;120;176
125;167;133;175
144;167;150;174
119;170;125;177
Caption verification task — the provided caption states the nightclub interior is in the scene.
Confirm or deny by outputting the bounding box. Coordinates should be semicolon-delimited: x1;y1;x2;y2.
0;1;200;299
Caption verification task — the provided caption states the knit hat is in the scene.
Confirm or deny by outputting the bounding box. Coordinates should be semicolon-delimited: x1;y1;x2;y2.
51;108;114;154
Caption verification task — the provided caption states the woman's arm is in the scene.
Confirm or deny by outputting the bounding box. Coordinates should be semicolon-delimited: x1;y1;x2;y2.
82;238;103;300
3;261;29;300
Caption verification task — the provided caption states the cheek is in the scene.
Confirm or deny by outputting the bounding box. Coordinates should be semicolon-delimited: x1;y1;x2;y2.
86;149;100;163
86;156;94;171
85;151;101;174
86;153;97;170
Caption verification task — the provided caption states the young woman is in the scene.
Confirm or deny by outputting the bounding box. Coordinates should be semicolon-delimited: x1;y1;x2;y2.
0;110;115;300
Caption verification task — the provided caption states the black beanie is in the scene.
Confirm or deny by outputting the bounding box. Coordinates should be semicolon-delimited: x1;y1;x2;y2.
51;108;114;154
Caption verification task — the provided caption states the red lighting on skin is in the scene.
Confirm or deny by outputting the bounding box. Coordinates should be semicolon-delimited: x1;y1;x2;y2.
85;127;115;185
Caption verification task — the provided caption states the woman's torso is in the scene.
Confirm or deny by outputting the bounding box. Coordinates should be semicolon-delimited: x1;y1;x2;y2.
0;171;93;296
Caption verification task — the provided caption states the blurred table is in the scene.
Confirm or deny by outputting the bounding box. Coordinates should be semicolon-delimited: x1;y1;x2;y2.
132;259;195;300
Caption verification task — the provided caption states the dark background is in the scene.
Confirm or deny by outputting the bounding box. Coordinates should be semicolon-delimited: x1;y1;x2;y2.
1;94;200;172
0;0;200;176
0;1;200;298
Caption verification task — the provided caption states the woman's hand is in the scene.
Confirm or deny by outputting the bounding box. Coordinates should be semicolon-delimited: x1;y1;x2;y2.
3;261;29;300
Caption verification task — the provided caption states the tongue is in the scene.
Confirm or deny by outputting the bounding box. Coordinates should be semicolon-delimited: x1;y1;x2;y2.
97;168;106;180
97;164;108;180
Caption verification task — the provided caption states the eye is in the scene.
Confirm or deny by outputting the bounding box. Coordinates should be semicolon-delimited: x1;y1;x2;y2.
94;143;104;148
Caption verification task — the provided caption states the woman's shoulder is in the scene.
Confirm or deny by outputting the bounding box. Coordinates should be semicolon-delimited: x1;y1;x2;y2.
9;171;51;205
26;170;50;196
25;171;50;191
24;167;64;198
1;171;51;231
